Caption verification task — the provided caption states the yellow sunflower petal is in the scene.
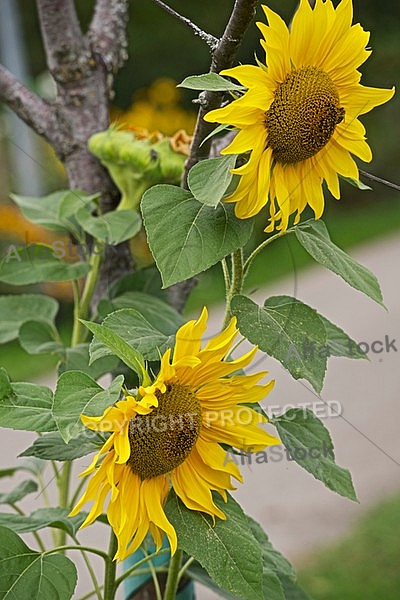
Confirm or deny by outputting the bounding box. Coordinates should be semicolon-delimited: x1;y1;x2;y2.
219;64;270;89
172;459;226;520
142;477;178;554
173;306;208;363
290;0;316;68
341;84;395;116
335;120;372;162
258;6;290;81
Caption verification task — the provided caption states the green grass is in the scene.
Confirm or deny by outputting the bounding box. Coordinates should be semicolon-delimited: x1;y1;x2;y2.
298;492;400;600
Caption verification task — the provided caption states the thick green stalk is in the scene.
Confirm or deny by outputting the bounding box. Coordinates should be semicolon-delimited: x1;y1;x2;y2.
222;248;244;329
56;461;72;548
114;548;170;588
104;530;118;600
242;228;294;278
163;549;183;600
71;248;104;346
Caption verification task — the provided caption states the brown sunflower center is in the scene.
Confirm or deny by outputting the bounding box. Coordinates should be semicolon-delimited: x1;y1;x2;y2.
127;383;202;480
265;66;345;164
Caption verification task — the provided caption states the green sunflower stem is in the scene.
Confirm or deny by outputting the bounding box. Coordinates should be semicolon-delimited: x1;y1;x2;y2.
71;248;104;347
242;228;295;279
56;461;72;549
222;248;244;329
104;530;118;600
163;548;183;600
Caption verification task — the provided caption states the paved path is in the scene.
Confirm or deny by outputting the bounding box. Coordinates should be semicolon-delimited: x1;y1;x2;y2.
1;233;400;599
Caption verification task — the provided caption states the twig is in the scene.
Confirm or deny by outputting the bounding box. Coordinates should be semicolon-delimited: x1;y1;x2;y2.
0;64;55;139
152;0;218;49
359;169;400;193
88;0;129;73
182;0;258;183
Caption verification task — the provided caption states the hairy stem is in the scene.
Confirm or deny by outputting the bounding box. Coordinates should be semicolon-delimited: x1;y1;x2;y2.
243;229;295;278
72;535;103;600
71;249;104;346
56;461;72;548
163;549;183;600
223;248;244;329
114;548;171;589
104;530;118;600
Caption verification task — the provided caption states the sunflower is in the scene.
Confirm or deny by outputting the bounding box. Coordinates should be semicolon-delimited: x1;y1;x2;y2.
204;0;394;232
70;308;279;560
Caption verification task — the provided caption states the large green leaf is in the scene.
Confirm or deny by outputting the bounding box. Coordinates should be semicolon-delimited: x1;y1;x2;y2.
10;190;73;232
97;291;184;327
272;408;358;501
247;516;295;581
75;206;142;244
20;431;105;462
0;294;59;344
0;458;45;479
188;155;238;207
295;220;384;306
57;190;99;240
0;369;56;432
90;310;173;362
19;320;64;356
58;344;119;379
106;266;165;301
178;72;245;92
231;295;327;393
0;244;90;285
92;302;183;362
142;184;253;287
165;491;264;600
10;189;99;239
82;320;148;384
319;315;367;360
279;577;312;600
53;371;123;442
188;563;285;600
0;509;86;536
188;514;298;600
0;526;77;600
0;480;38;505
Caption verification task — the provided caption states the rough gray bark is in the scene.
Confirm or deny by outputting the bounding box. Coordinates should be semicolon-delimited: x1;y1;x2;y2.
0;0;132;290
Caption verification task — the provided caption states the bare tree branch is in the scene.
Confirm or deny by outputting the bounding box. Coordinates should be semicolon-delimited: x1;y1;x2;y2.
152;0;218;49
88;0;129;73
182;0;258;183
36;0;90;83
0;64;55;138
359;169;400;192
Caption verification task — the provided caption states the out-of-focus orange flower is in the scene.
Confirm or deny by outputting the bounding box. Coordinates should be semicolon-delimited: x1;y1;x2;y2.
112;78;197;136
